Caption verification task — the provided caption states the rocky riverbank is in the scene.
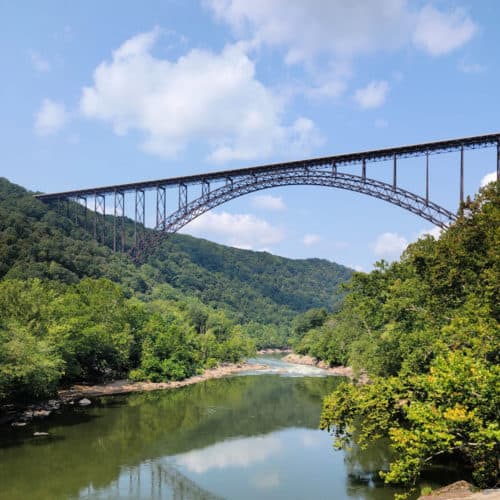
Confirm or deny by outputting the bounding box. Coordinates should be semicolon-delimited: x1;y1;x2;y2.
418;481;500;499
282;353;357;377
2;361;267;428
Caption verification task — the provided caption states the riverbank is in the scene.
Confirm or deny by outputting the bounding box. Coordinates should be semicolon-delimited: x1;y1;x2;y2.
2;361;268;427
58;362;268;400
418;481;500;500
282;353;360;378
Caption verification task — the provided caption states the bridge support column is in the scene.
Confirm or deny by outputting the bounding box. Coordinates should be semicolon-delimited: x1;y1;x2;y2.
202;180;210;199
460;145;464;204
134;189;145;246
77;196;87;227
331;161;337;176
179;184;187;213
114;191;125;252
94;194;106;244
393;154;397;190
362;159;366;180
426;152;429;206
156;186;166;230
497;141;500;181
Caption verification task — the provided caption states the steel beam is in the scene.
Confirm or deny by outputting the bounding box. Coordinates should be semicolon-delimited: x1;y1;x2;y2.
132;168;458;261
77;196;87;227
426;152;429;206
393;154;397;191
202;180;210;199
134;189;145;246
497;141;500;181
114;191;125;252
94;194;106;244
35;132;500;202
156;186;166;230
460;145;464;204
179;184;188;212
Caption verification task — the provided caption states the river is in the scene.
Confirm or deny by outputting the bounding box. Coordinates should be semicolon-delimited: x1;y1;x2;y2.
0;355;459;499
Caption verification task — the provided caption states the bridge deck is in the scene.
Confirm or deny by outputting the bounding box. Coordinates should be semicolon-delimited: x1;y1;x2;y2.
35;132;499;201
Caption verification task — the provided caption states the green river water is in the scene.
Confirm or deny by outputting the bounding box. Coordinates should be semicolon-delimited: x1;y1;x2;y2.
0;356;459;499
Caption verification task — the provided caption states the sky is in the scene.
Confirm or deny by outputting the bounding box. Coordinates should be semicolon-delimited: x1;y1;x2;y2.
1;0;499;271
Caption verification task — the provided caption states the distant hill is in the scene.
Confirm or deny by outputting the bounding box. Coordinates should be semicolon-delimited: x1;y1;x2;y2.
0;177;352;326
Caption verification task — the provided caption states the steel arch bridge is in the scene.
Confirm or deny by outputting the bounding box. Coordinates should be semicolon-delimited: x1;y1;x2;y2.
35;132;500;259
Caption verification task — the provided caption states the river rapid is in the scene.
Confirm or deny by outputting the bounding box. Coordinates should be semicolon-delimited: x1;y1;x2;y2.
0;355;459;499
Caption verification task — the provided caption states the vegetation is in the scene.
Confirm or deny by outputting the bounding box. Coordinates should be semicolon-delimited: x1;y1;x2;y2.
0;277;255;402
0;176;350;402
293;183;499;495
0;177;351;329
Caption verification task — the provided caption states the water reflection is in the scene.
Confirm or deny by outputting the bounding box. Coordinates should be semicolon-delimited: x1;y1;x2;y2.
176;435;283;473
0;362;406;500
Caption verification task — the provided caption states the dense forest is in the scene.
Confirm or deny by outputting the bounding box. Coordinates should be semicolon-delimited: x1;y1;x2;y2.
0;177;350;403
0;178;350;331
294;182;499;495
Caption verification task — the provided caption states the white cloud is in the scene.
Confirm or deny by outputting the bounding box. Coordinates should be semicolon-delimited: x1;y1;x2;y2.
34;99;68;136
181;210;284;250
206;1;477;102
29;50;50;72
413;5;477;56
354;81;390;109
206;0;412;62
372;232;408;259
302;233;321;247
176;435;282;473
480;171;497;187
251;194;286;211
418;227;442;240
80;29;321;162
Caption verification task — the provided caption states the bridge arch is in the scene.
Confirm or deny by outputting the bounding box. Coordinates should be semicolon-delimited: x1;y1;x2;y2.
133;170;456;258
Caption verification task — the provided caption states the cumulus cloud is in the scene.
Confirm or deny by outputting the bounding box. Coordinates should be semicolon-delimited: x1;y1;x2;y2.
354;81;390;109
418;227;442;240
29;50;50;72
181;210;284;250
34;99;68;136
302;233;321;247
372;232;408;259
80;28;321;162
251;194;286;211
413;5;477;56
206;1;477;61
480;171;497;187
206;0;412;62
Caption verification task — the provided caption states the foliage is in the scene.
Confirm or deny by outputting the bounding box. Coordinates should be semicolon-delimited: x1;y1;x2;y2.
314;183;500;493
0;277;256;402
0;177;351;332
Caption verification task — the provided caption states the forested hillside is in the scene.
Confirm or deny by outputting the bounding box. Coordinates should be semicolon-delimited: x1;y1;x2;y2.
294;182;499;495
0;177;350;327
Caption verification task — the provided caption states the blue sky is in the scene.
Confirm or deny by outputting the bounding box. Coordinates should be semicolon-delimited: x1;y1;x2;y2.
1;0;498;270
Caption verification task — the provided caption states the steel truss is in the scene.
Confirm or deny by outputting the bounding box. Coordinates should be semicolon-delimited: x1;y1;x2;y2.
131;168;456;260
34;132;500;260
